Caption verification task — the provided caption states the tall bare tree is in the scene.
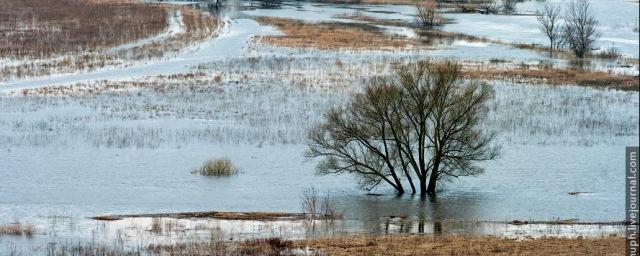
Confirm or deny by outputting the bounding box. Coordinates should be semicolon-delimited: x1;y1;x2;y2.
307;61;499;196
537;3;563;53
562;0;600;58
421;62;498;195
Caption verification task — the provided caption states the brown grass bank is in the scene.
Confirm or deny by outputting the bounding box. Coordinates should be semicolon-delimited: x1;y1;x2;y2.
78;234;625;255
256;17;425;50
296;235;624;255
464;65;640;91
0;3;218;81
0;0;168;59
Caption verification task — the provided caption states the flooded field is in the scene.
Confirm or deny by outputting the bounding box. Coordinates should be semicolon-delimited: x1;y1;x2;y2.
0;0;638;254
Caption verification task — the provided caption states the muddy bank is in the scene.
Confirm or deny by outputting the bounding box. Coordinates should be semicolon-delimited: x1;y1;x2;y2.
92;211;340;221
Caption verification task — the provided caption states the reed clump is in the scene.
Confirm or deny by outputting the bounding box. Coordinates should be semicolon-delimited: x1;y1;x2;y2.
196;158;238;176
0;223;36;237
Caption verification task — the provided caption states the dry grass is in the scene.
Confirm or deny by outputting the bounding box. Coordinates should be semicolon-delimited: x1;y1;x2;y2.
464;65;640;91
296;234;625;256
0;0;168;58
0;2;218;81
0;224;22;236
44;233;624;255
237;238;296;255
257;17;420;50
337;13;492;44
196;158;238;176
590;47;622;60
0;223;36;237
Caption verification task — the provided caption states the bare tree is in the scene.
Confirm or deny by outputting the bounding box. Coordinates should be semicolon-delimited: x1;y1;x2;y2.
537;3;563;53
562;0;600;58
307;61;499;196
420;62;499;195
416;0;442;27
307;83;408;194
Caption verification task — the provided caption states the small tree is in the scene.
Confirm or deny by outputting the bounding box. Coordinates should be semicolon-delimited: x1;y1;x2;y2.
501;0;516;14
562;0;600;58
416;0;442;27
307;61;499;196
537;3;563;53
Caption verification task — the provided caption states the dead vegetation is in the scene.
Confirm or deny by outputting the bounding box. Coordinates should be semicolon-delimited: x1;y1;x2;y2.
256;17;421;50
146;237;298;256
195;158;239;176
29;227;624;255
0;0;218;81
336;13;497;44
0;0;167;59
296;234;624;256
463;64;640;91
0;223;36;237
47;233;625;255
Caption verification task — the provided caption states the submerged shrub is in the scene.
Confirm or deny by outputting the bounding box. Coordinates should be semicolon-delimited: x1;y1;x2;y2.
196;158;238;176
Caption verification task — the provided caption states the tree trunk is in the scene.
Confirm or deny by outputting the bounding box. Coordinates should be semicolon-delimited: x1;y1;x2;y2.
389;169;404;195
419;178;427;196
426;155;441;196
403;166;416;194
426;170;438;196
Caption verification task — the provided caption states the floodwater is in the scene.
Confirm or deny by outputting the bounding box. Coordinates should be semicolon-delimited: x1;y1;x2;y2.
0;0;638;254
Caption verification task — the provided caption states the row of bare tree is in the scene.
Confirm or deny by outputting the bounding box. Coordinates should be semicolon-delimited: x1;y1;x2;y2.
537;0;600;58
307;61;499;196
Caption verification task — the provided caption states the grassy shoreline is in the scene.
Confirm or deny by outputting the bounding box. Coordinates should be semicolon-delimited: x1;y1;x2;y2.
25;233;624;255
295;234;624;255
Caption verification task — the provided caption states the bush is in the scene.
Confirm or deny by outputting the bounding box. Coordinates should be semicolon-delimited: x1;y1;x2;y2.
196;158;238;176
591;46;621;59
416;1;443;27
